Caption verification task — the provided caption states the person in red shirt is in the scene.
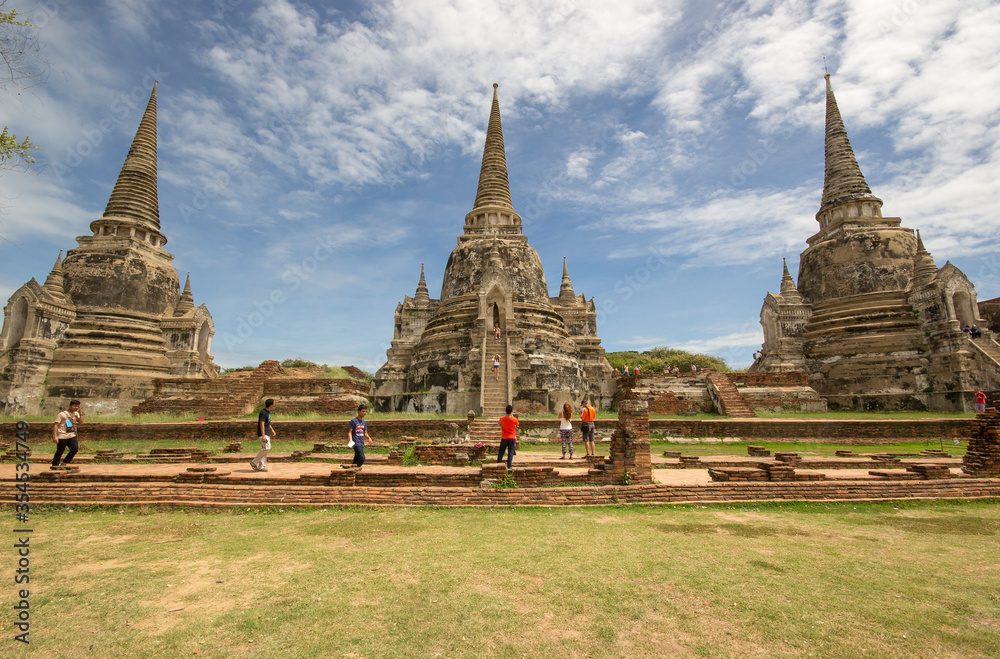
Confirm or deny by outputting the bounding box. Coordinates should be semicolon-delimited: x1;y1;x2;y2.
975;390;987;413
497;404;519;468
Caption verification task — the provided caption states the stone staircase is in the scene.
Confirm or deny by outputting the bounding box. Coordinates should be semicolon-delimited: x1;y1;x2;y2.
468;418;500;443
132;360;282;418
469;334;510;442
482;334;509;417
971;333;1000;369
705;371;757;418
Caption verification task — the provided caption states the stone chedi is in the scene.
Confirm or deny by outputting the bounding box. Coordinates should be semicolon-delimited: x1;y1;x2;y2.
374;84;615;416
753;75;1000;410
0;83;218;415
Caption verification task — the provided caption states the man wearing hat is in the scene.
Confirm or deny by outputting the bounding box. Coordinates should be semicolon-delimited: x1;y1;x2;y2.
348;403;375;467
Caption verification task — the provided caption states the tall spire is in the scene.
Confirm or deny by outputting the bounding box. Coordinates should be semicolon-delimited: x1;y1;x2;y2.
473;83;514;211
463;84;522;238
779;258;802;301
819;74;881;216
173;272;194;316
780;258;795;293
559;257;576;300
913;230;938;285
98;81;162;237
42;250;67;302
414;263;430;303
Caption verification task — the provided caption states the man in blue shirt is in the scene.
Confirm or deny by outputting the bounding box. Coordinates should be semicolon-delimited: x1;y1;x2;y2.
348;402;375;467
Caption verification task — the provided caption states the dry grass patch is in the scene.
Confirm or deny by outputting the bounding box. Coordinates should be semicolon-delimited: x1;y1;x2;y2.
2;502;1000;658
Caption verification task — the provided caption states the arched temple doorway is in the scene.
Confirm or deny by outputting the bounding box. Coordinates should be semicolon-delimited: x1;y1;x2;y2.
953;291;976;327
3;298;29;350
197;320;212;361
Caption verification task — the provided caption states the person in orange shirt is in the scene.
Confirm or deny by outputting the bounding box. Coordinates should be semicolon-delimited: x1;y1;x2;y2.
497;404;519;468
579;398;597;457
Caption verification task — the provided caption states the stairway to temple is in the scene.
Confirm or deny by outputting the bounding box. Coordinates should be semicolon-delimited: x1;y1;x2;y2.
482;334;509;417
469;334;510;442
706;371;757;418
971;333;1000;369
132;360;282;417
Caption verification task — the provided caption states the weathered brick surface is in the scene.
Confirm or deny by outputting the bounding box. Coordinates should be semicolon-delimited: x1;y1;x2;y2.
0;417;972;446
730;372;810;387
647;392;701;415
964;407;1000;476
19;478;1000;508
601;399;653;484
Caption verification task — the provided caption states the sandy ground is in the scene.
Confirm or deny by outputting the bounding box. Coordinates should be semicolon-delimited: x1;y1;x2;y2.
0;450;964;485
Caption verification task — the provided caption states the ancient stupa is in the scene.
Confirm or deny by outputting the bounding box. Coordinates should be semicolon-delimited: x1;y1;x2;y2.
374;84;615;416
752;74;1000;410
0;83;218;415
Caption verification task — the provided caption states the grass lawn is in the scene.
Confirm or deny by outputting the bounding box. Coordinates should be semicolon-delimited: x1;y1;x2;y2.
2;501;999;658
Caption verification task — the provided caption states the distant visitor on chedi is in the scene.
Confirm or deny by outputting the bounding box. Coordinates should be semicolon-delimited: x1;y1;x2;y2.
1;77;998;416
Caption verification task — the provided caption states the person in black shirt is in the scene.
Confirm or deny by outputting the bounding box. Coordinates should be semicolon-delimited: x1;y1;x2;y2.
250;399;276;472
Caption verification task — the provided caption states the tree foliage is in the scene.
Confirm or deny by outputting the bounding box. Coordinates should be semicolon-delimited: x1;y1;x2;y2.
1;2;42;170
606;346;731;373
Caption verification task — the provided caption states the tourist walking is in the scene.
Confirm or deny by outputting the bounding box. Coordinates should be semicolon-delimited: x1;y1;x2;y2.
580;398;597;457
558;401;574;459
497;404;519;469
975;390;987;413
52;399;83;468
349;402;375;468
250;398;275;472
493;354;501;380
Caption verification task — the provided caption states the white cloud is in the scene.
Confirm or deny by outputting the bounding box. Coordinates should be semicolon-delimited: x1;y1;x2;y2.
0;173;97;241
103;0;160;39
597;185;815;266
186;0;683;188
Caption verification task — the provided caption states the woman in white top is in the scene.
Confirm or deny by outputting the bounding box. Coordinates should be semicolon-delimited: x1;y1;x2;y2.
493;354;501;380
558;401;574;459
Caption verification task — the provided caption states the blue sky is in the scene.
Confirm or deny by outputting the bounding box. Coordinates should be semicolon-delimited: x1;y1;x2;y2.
2;0;999;372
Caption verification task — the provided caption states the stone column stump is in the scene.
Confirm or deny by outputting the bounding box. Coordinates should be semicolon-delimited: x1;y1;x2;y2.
603;399;653;484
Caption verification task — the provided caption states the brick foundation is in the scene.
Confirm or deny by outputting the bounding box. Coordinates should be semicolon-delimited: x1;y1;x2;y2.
22;478;1000;508
0;417;972;446
598;399;653;485
963;406;1000;476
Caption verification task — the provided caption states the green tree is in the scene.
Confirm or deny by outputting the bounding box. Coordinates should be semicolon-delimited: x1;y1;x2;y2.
1;2;42;169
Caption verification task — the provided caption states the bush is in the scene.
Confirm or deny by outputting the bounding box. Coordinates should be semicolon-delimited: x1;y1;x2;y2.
221;366;255;374
281;358;317;369
606;347;730;373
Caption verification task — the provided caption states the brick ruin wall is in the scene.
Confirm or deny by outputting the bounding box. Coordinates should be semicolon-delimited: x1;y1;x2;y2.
963;407;1000;477
1;418;971;445
26;478;1000;508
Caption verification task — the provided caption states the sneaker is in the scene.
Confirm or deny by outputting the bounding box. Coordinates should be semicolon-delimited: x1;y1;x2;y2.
249;462;258;471
258;467;268;472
